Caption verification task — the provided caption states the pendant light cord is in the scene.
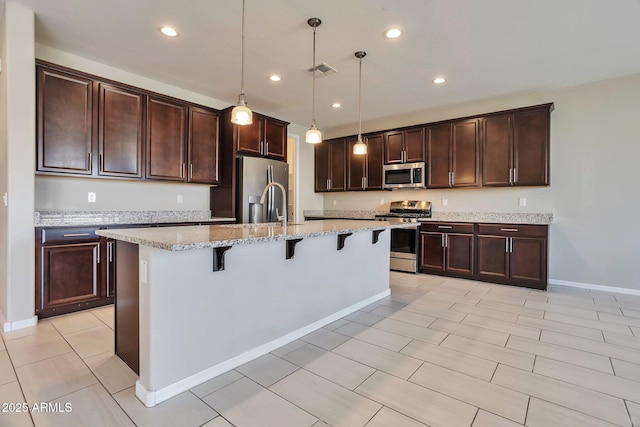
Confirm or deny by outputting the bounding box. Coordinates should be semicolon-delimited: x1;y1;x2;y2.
358;55;363;140
240;0;246;100
312;25;317;126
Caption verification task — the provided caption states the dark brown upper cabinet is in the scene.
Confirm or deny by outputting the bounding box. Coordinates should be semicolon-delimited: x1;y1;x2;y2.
347;133;384;190
483;104;551;186
36;61;221;185
98;84;144;178
229;110;288;161
146;96;187;181
427;119;480;188
315;138;346;192
384;127;425;164
37;65;94;175
188;107;220;184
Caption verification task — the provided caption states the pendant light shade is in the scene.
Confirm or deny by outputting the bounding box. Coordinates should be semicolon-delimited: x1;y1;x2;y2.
305;17;322;144
231;0;252;125
353;51;367;155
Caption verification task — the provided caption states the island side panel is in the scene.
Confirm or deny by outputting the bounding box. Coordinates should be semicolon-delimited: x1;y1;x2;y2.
115;241;140;374
137;230;390;399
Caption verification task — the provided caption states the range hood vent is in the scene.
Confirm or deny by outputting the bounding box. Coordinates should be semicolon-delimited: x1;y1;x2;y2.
306;62;337;77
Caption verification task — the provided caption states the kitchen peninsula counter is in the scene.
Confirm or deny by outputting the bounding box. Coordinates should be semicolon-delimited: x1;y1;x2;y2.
97;220;405;408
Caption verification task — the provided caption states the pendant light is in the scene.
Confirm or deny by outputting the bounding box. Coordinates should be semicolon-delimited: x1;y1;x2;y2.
231;0;252;125
305;18;322;144
352;51;367;155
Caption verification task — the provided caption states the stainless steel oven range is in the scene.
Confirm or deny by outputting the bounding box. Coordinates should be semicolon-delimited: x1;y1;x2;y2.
375;200;432;273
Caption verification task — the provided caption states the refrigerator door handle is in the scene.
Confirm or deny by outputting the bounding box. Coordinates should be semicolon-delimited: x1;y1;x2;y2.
268;165;274;222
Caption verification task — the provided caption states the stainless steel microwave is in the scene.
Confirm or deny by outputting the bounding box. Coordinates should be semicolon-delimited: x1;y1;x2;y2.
383;162;426;189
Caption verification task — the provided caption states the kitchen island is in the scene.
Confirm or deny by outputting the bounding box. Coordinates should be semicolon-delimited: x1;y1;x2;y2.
96;220;409;407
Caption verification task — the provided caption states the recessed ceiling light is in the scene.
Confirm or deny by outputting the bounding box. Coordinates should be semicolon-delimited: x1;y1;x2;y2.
385;28;403;39
433;77;447;84
160;26;178;37
269;75;282;82
331;103;342;108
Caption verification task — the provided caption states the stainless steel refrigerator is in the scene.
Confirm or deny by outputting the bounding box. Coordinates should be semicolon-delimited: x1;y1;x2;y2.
236;156;289;224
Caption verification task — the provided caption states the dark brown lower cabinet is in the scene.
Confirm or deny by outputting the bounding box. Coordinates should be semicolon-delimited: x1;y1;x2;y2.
419;223;475;278
419;222;548;289
476;224;548;289
36;227;115;318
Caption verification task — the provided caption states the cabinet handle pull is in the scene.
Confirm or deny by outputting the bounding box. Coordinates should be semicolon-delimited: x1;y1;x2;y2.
265;142;269;155
63;233;90;237
41;229;46;244
513;168;517;183
441;233;445;247
326;179;330;190
437;225;452;229
189;164;193;180
451;171;455;186
87;152;92;171
96;244;100;263
444;234;448;247
99;153;104;172
505;238;509;253
509;168;513;184
500;228;519;232
180;163;185;179
510;237;513;253
328;178;331;189
107;241;113;262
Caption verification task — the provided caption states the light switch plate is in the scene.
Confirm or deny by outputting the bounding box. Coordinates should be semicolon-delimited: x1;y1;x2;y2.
379;198;385;206
518;197;527;207
88;192;97;203
2;192;7;206
177;195;183;204
333;200;337;206
442;198;448;206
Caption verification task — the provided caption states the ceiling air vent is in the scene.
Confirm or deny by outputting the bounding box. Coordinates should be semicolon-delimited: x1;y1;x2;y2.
306;62;337;78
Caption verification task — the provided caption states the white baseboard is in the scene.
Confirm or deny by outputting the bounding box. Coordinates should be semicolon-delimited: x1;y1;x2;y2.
2;315;38;332
549;279;640;296
135;289;391;407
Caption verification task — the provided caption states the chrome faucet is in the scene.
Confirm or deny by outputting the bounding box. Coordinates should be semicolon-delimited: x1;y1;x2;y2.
259;182;287;226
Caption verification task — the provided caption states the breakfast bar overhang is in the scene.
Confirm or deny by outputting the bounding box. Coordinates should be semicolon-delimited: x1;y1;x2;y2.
97;220;411;407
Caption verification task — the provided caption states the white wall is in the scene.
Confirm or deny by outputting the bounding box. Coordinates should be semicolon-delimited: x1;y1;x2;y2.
323;74;640;292
0;2;36;326
289;122;324;220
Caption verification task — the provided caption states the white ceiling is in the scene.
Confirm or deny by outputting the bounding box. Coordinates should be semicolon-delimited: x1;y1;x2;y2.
7;0;640;131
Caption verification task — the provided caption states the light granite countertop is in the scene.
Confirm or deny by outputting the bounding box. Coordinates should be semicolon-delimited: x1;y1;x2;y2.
96;220;415;251
304;210;553;225
34;210;236;227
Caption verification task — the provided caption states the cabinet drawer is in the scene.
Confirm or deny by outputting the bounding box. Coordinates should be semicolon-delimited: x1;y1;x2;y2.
41;227;100;245
477;224;547;237
420;222;474;234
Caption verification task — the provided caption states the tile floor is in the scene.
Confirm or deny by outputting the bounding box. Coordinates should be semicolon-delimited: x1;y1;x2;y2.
1;272;640;426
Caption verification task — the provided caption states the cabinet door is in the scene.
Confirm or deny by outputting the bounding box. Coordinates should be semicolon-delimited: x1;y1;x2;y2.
510;237;547;287
365;134;384;190
513;108;549;186
329;140;347;191
476;235;509;280
37;67;94;175
236;117;263;156
98;84;144;178
314;143;330;192
40;242;101;311
347;139;366;191
446;233;474;275
483;114;512;186
384;131;404;164
420;232;445;272
264;118;287;160
146;97;187;181
451;119;480;187
188;107;220;184
427;123;452;188
404;127;425;163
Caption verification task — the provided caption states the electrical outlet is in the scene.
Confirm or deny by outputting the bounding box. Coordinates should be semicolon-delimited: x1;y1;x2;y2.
442;198;448;206
140;260;148;284
177;195;183;204
518;197;527;207
88;192;97;203
333;199;337;206
2;192;7;206
379;198;385;206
